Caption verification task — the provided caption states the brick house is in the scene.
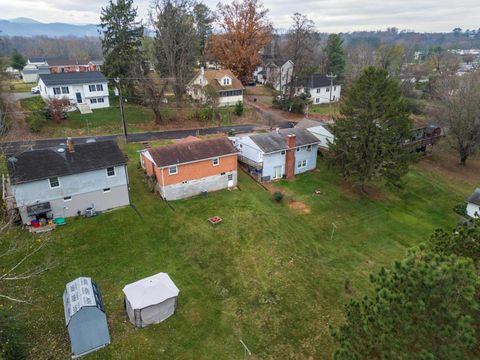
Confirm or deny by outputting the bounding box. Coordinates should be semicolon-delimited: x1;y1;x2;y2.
140;137;238;200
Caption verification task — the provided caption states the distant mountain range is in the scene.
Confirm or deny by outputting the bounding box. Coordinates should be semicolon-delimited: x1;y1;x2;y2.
0;18;99;37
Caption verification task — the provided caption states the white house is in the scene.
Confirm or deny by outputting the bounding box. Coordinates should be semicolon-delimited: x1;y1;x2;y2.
38;72;110;111
5;139;130;225
265;60;294;93
466;188;480;218
231;128;320;182
295;74;341;105
22;58;51;83
187;68;244;107
295;118;334;150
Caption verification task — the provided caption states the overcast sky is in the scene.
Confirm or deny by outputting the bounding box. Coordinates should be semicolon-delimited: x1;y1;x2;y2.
2;0;479;33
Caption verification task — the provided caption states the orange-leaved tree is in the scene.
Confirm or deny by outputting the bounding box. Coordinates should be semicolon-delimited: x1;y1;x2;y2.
207;0;272;84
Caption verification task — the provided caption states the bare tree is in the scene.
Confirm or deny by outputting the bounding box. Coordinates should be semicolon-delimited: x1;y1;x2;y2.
140;73;170;124
284;13;318;98
152;0;198;107
432;72;480;165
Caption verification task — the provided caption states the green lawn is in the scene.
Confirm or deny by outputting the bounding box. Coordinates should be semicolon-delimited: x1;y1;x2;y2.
308;104;339;116
2;148;469;359
2;79;35;93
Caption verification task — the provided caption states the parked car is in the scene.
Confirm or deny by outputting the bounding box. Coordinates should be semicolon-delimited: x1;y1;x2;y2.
31;86;40;94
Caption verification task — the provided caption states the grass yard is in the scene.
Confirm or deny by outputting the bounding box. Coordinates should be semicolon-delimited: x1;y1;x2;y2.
308;104;339;117
2;147;471;359
2;79;35;93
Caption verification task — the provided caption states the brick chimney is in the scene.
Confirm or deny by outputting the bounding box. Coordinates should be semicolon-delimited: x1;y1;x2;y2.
285;134;296;179
66;137;75;153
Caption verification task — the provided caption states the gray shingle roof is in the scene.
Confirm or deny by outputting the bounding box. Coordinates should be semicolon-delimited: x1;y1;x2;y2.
295;118;332;132
7;140;126;185
249;128;320;153
467;188;480;206
39;71;107;86
299;73;338;88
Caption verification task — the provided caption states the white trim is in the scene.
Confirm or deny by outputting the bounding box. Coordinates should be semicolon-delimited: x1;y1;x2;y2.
297;159;308;169
63;196;72;202
103;188;111;193
168;166;178;175
157;152;238;169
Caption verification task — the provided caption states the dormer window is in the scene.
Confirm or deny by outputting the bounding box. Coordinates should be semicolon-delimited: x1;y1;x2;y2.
222;77;231;85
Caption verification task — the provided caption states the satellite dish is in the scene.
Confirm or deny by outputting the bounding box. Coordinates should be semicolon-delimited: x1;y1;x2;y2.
57;147;65;153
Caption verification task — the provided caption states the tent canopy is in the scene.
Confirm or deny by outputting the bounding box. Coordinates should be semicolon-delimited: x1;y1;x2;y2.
123;272;179;309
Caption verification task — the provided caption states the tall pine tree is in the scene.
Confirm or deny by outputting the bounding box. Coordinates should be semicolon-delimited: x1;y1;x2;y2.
324;34;345;80
327;67;412;189
10;49;26;71
99;0;144;84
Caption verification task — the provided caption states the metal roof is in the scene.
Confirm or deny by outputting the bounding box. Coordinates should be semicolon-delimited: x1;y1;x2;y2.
295;118;332;132
39;71;107;86
249;128;320;153
467;188;480;206
7;140;126;185
63;277;104;326
123;273;179;309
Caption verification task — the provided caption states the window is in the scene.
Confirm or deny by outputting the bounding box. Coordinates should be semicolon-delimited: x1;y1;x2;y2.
106;167;115;177
49;177;60;188
64;196;72;201
169;166;178;175
98;97;105;103
88;85;96;92
61;86;69;94
307;145;312;151
223;77;231;85
53;87;61;95
326;87;330;92
316;88;320;93
297;159;307;168
315;98;320;104
296;147;300;152
212;157;219;166
96;84;103;91
227;174;233;181
90;98;97;104
334;86;337;91
221;172;226;175
281;150;286;155
103;188;111;193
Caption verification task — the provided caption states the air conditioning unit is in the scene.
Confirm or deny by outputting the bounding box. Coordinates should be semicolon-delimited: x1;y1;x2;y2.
85;207;96;217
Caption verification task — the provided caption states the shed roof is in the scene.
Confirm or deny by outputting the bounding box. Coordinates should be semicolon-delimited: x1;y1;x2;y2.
147;137;237;168
7;140;126;185
295;118;332;132
38;71;107;86
123;273;180;309
249;128;320;153
63;277;104;326
467;188;480;206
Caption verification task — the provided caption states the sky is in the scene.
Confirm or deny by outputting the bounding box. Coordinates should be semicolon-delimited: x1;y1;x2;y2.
1;0;479;33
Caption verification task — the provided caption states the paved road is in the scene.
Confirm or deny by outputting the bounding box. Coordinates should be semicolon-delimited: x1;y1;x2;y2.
7;92;39;102
1;122;293;153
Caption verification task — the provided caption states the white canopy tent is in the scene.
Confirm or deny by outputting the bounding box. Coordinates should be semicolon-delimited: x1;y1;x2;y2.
123;272;180;328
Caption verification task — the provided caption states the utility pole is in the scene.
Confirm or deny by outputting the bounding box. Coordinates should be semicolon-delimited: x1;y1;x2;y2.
326;73;337;121
115;77;128;143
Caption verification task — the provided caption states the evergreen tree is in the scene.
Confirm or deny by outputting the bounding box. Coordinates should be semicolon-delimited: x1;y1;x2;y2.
332;250;479;359
99;0;144;84
193;3;213;66
327;67;412;189
324;34;346;80
428;219;480;268
10;49;26;71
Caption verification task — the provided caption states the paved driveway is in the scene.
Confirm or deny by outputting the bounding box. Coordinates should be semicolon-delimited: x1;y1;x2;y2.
7;92;39;102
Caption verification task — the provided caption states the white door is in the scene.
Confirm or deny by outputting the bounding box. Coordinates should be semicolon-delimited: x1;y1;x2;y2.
274;166;282;179
227;174;234;187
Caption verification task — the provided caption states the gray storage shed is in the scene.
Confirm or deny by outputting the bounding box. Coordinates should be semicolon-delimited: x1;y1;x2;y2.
123;272;179;328
63;277;111;359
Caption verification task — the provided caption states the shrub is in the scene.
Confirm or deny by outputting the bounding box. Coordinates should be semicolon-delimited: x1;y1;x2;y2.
27;114;47;133
273;191;284;202
197;107;214;122
234;101;244;116
453;202;468;217
0;309;27;360
272;94;309;114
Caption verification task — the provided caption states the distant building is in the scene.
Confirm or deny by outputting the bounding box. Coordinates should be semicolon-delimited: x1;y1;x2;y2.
295;74;341;105
48;59;103;73
21;57;50;83
187;68;244;107
265;60;294;93
4;139;129;224
38;72;109;111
